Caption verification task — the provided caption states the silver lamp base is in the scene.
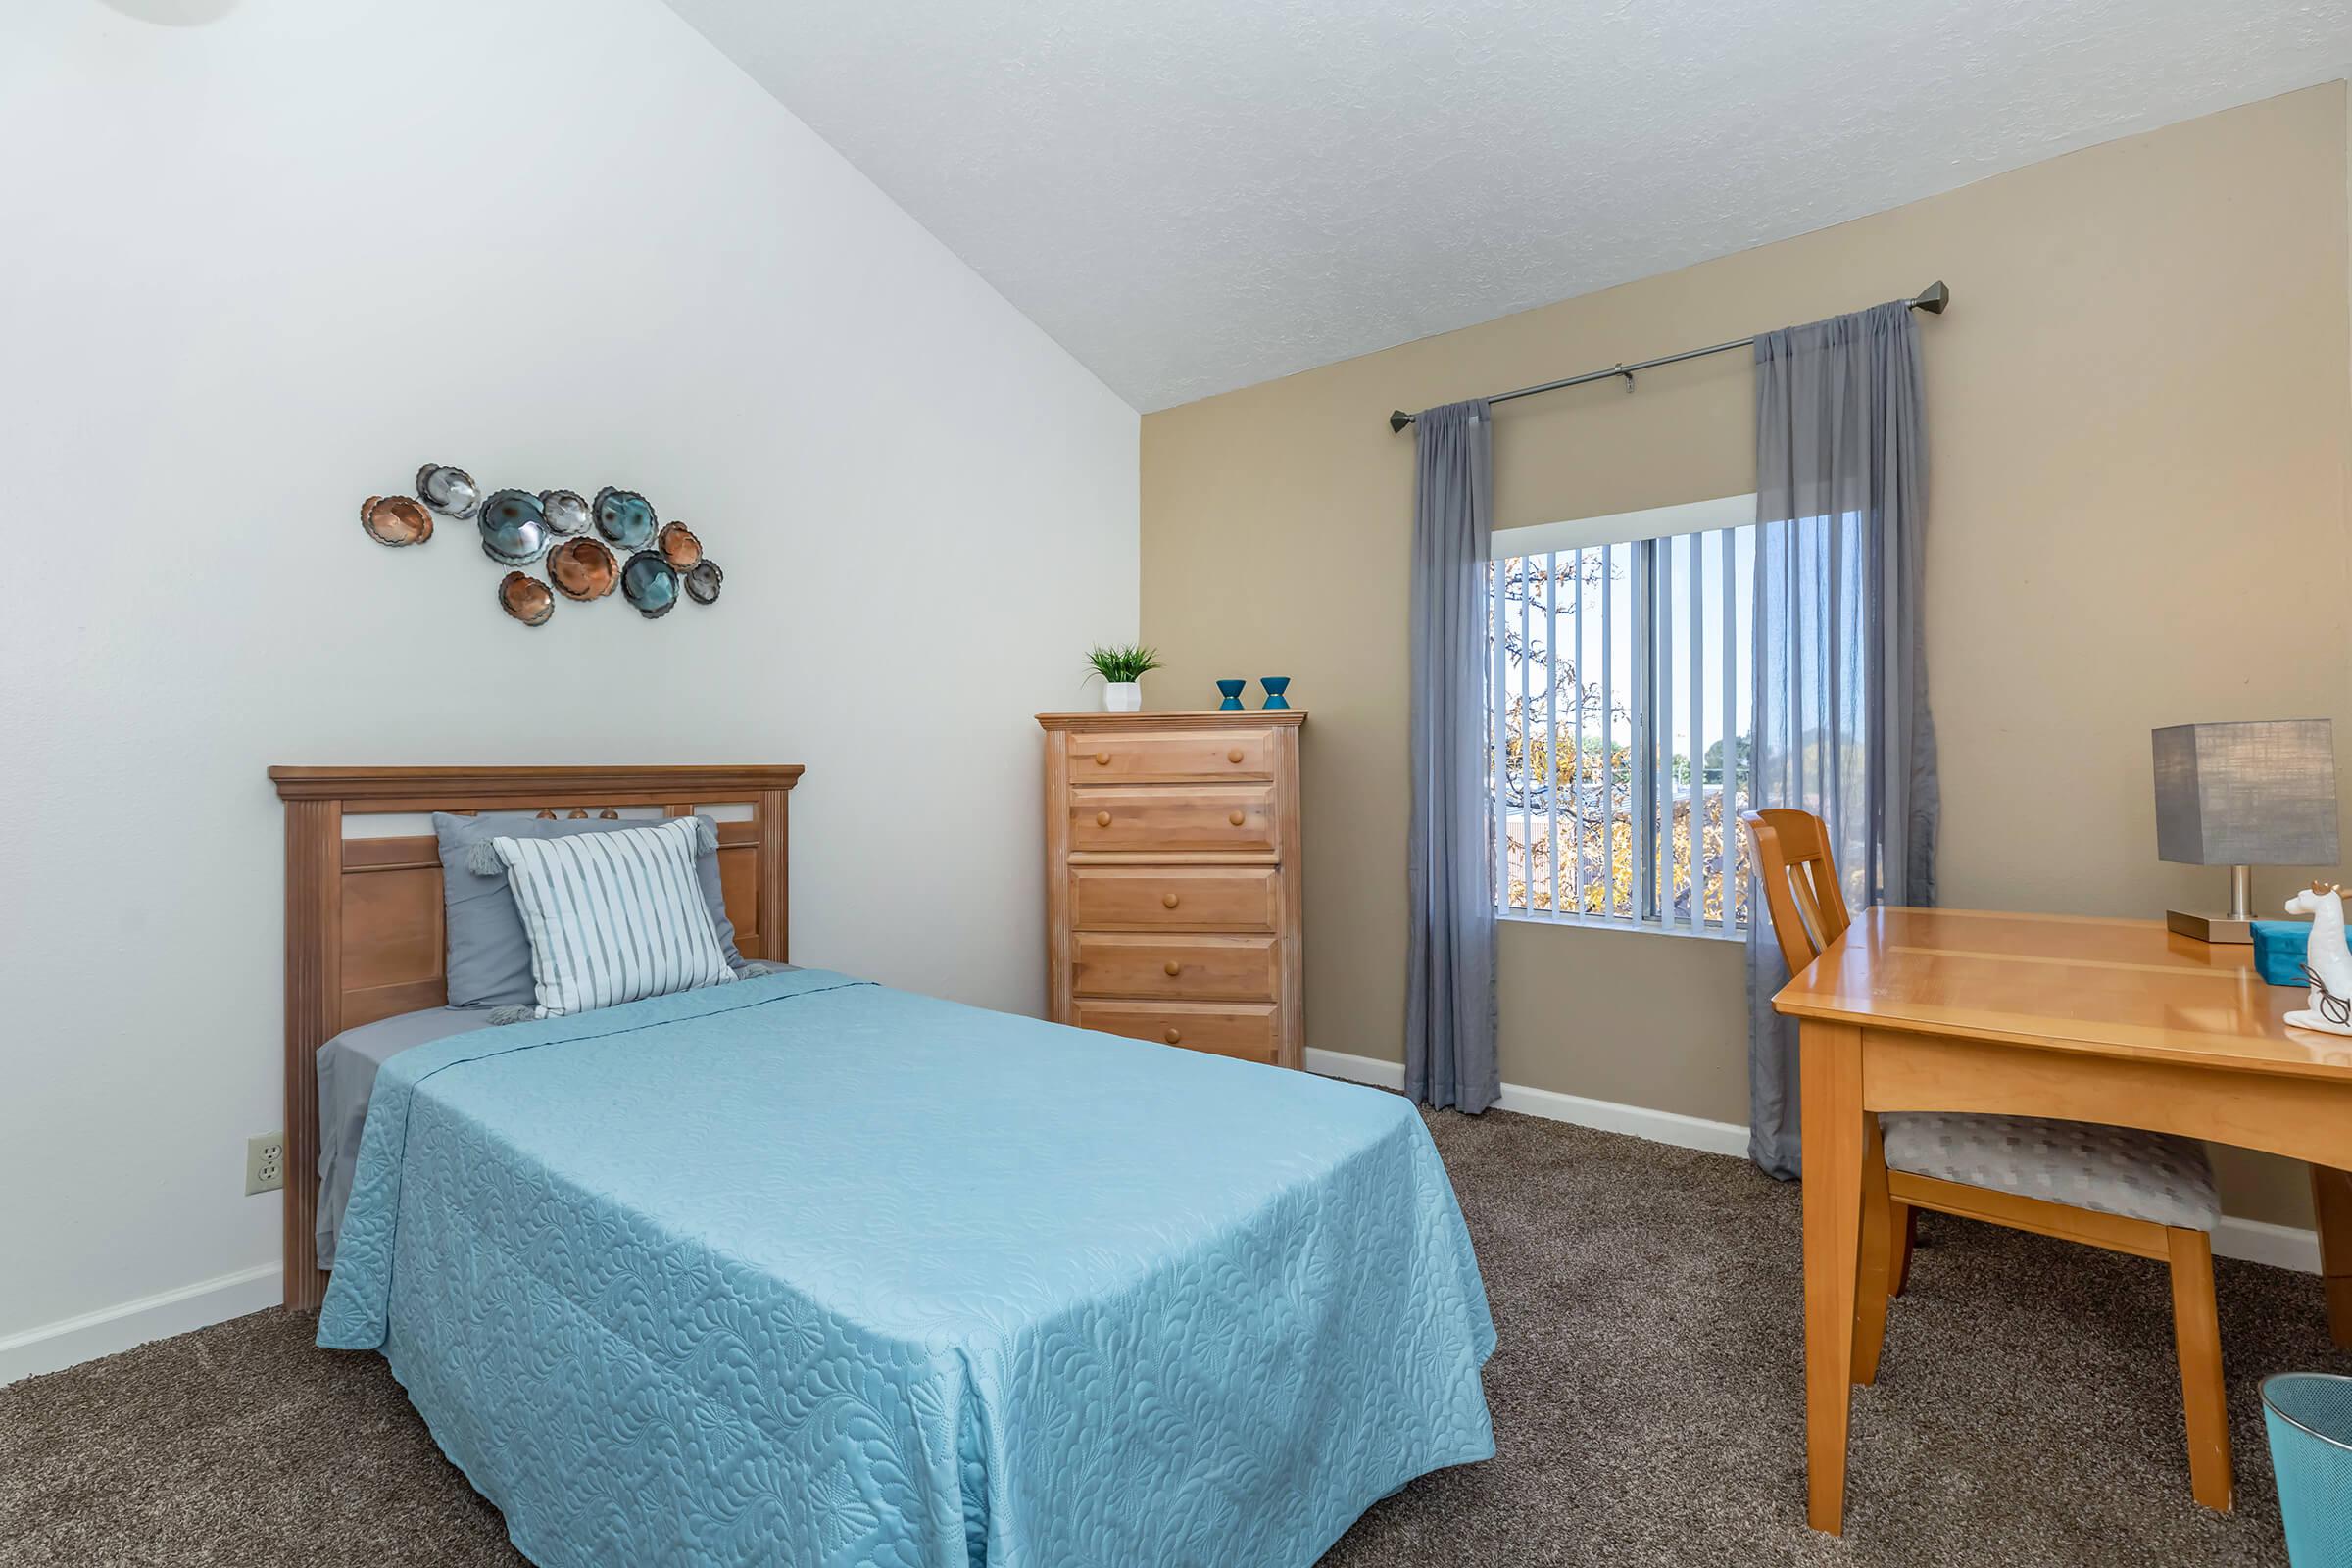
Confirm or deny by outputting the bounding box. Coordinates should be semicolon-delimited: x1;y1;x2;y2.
2167;864;2256;945
2165;909;2253;944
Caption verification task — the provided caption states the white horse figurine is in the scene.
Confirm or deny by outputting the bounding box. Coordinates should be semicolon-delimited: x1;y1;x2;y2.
2284;882;2352;1036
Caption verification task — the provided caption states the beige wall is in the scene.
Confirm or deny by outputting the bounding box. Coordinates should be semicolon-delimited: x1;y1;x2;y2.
1141;83;2352;1227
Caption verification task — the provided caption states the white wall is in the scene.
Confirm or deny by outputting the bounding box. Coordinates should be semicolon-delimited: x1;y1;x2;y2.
0;0;1139;1357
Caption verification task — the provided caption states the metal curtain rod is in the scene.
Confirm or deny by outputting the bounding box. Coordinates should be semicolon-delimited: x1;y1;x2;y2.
1387;280;1950;433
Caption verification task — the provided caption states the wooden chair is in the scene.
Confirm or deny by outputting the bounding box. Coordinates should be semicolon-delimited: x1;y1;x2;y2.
1740;808;2232;1511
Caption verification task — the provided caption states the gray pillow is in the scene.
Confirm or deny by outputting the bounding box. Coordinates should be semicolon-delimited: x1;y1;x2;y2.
432;812;746;1009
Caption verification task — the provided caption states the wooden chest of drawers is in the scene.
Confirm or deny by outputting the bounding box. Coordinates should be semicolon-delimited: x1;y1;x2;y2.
1040;710;1305;1068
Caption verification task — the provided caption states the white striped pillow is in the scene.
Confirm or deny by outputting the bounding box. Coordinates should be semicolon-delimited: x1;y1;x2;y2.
488;816;737;1019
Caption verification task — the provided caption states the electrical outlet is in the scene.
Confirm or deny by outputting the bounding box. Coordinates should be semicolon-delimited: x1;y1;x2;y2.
246;1132;285;1196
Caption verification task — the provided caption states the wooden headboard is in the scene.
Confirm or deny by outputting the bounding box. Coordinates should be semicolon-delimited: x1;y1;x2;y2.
267;764;804;1309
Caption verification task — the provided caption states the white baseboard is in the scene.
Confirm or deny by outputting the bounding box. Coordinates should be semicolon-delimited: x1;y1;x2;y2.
1305;1049;2320;1273
1305;1048;1407;1091
1305;1047;1749;1158
2214;1216;2322;1273
0;1263;279;1388
1493;1079;1753;1159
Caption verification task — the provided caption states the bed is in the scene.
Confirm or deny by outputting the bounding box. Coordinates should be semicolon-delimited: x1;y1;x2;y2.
271;765;1496;1568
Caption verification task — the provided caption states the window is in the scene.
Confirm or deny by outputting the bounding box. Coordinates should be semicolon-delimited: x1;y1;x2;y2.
1488;496;1755;934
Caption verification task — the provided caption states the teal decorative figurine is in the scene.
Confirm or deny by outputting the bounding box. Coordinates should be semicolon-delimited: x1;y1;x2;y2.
1214;679;1245;710
1259;676;1292;710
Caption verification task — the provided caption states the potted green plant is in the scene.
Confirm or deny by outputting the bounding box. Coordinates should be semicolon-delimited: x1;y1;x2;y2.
1085;643;1162;712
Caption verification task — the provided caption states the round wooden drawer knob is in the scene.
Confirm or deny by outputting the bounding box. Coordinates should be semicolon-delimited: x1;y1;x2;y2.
1161;892;1180;908
1227;749;1244;763
1164;1027;1182;1045
1095;752;1111;765
1228;810;1246;826
1096;810;1112;827
1163;960;1181;976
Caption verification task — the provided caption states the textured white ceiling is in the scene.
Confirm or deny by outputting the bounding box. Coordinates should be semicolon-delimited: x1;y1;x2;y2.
660;0;2351;412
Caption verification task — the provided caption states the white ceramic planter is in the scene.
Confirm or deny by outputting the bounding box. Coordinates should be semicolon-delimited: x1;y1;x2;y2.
1103;681;1143;712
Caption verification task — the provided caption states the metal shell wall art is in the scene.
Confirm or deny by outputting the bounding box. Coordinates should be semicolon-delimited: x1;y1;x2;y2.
498;571;555;627
360;469;728;625
620;550;680;619
360;495;434;546
548;536;619;601
416;465;481;519
593;487;658;551
540;489;592;536
659;521;702;568
477;489;551;566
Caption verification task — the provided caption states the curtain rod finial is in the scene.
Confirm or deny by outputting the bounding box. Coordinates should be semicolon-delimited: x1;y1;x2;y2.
1390;409;1415;434
1911;280;1950;315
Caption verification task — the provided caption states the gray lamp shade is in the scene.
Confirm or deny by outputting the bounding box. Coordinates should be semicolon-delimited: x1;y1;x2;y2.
2152;719;2339;866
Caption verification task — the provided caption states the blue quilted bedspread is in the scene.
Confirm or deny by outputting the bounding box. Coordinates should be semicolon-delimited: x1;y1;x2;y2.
319;970;1496;1568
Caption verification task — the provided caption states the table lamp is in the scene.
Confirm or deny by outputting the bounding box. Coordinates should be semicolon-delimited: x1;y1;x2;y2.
2153;719;2339;943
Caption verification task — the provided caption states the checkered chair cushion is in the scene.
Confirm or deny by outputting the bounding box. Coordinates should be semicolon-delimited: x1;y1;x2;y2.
1881;1113;2219;1231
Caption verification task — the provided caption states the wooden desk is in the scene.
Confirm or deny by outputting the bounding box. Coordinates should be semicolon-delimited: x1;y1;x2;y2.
1773;906;2352;1536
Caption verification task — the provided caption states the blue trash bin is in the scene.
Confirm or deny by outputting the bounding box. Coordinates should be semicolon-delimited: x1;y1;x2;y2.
2265;1373;2352;1566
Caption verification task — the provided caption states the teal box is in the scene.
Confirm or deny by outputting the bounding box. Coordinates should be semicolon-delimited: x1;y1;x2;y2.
2252;920;2312;987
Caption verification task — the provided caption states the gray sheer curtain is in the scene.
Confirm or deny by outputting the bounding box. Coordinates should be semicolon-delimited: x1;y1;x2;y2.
1406;399;1500;1113
1745;303;1938;1178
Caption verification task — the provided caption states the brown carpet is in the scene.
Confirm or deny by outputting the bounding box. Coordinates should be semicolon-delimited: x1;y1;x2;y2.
3;1107;2342;1566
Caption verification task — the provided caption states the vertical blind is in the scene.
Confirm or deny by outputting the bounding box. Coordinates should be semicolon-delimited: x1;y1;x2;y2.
1489;523;1754;931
